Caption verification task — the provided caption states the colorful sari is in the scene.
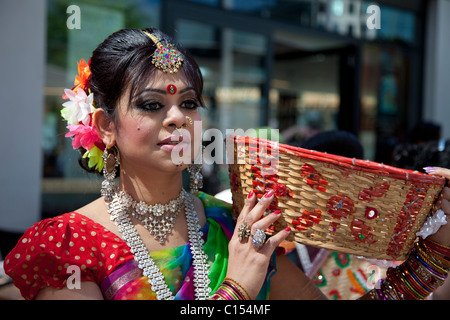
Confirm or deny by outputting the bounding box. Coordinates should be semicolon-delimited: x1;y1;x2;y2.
5;192;274;300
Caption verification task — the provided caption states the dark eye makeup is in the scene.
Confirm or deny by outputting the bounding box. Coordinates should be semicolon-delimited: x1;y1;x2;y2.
134;98;200;113
180;99;199;110
135;100;164;112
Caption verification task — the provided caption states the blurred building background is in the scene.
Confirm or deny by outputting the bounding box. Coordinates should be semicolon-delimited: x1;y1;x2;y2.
1;0;450;259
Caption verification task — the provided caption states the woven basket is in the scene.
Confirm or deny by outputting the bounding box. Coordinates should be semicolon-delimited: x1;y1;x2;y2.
228;136;446;260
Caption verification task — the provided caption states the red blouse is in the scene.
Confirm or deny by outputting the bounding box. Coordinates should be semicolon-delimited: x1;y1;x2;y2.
4;212;134;299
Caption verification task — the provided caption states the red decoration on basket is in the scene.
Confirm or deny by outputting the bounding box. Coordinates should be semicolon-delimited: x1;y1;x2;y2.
265;224;276;235
273;183;293;198
327;195;355;220
249;165;278;192
339;168;353;179
292;209;323;231
300;163;328;192
350;219;377;244
358;182;390;201
386;183;429;258
365;207;378;219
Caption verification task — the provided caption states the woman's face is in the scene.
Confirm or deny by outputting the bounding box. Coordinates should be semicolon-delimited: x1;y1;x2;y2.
112;71;202;175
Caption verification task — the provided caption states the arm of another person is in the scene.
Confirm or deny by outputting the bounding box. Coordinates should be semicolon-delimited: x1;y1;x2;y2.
269;254;327;300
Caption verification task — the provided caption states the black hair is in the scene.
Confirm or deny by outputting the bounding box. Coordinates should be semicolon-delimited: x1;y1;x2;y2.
77;27;204;174
409;121;441;144
300;130;364;159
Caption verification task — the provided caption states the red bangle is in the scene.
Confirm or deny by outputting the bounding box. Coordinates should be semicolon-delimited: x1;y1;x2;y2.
387;267;417;300
424;238;450;259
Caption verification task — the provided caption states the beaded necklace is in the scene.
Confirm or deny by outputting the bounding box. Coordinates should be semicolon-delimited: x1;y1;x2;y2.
107;189;211;300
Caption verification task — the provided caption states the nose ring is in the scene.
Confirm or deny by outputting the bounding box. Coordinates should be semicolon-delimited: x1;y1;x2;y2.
183;116;193;128
176;116;193;134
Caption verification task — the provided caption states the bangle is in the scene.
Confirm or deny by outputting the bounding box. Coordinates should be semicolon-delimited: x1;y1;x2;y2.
220;284;242;300
210;285;236;300
395;266;425;299
378;236;450;300
411;248;447;279
407;254;446;288
381;278;401;300
402;263;432;297
224;277;253;300
422;239;450;267
424;238;450;258
209;278;252;300
413;242;448;274
386;267;410;300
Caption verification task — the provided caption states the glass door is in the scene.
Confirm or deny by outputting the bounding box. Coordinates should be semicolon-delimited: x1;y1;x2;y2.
270;32;348;147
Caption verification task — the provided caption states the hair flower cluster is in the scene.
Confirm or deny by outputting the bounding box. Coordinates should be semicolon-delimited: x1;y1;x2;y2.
61;59;105;172
62;59;91;99
61;88;95;126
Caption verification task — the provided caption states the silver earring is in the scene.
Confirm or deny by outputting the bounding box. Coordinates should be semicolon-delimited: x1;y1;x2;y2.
187;146;204;195
187;164;203;195
101;146;120;202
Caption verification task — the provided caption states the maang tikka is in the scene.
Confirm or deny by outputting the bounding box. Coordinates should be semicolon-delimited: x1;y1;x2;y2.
101;146;120;202
142;30;183;74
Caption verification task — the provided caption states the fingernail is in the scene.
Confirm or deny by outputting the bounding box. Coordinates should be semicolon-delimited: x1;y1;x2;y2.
247;190;254;199
284;227;291;232
424;167;436;173
272;210;281;215
264;190;274;198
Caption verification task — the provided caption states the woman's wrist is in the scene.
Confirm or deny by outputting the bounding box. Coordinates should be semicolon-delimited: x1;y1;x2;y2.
362;237;450;300
209;277;253;300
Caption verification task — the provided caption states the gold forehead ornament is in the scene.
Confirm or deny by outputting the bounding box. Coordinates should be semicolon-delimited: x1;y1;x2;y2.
142;31;184;74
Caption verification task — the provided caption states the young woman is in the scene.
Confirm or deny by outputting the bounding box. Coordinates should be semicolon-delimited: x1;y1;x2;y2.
4;28;450;300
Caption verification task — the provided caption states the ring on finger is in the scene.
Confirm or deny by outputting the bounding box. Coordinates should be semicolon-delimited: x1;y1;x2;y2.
251;229;266;249
238;221;251;241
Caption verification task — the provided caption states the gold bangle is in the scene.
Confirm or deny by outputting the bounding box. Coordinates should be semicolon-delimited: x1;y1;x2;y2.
415;242;448;274
224;277;253;300
422;241;450;268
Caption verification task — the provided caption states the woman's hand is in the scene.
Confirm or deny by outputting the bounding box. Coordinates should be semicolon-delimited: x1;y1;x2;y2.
424;166;450;247
225;190;290;299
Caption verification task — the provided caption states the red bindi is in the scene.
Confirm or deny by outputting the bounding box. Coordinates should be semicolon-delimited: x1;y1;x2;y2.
167;84;177;95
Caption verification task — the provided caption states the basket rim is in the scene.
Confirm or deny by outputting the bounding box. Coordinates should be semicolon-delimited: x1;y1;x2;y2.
233;135;446;185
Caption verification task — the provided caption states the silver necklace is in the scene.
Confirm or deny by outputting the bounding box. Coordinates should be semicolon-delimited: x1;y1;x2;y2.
126;190;184;245
107;189;211;300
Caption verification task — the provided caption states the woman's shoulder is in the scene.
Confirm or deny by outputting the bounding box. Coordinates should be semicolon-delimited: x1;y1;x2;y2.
4;211;132;299
15;210;114;242
5;211;130;263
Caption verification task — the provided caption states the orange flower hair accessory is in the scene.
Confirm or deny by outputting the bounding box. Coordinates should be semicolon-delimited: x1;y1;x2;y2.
62;58;91;99
61;59;106;172
74;59;91;91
